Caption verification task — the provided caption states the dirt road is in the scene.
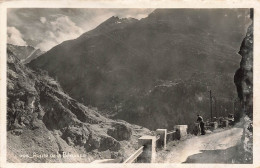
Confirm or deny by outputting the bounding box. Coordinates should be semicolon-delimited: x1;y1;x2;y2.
156;127;244;163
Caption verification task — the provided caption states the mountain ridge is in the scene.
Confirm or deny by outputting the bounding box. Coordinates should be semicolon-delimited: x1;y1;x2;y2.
28;9;251;130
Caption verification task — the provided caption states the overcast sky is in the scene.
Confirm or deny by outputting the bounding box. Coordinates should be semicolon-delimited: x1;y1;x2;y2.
7;8;154;51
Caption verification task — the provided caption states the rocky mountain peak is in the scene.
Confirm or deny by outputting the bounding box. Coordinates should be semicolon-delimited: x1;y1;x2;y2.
99;16;138;26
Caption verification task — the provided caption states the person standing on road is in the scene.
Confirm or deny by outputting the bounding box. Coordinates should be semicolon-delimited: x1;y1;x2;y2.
197;114;205;135
197;114;203;123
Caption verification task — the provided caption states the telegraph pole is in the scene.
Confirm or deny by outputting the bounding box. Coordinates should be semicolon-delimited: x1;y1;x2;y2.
214;97;217;118
209;90;213;121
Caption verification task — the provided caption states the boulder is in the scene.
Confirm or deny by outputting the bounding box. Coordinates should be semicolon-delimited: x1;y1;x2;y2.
85;134;120;152
107;122;132;141
62;126;90;146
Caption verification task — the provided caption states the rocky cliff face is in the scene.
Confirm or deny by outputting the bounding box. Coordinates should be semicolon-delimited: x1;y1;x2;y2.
29;9;251;130
7;46;151;163
233;9;253;164
234;10;253;120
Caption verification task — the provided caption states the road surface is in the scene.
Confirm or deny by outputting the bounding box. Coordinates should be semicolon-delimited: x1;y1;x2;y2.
156;127;244;163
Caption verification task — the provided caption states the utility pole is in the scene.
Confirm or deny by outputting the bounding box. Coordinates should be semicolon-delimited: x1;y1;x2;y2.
209;90;213;121
214;97;217;118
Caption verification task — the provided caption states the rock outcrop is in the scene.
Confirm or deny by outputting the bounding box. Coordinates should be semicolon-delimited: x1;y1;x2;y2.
234;8;253;164
234;9;253;120
107;122;132;141
7;46;151;163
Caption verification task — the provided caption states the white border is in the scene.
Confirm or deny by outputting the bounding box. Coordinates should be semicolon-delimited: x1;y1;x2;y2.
1;0;260;168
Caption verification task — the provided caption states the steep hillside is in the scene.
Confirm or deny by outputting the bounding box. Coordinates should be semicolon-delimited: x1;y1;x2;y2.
29;9;251;130
7;48;151;163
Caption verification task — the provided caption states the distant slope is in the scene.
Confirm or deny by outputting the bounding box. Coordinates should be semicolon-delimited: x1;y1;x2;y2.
7;48;150;163
7;44;35;60
23;49;44;64
29;9;251;130
7;44;44;64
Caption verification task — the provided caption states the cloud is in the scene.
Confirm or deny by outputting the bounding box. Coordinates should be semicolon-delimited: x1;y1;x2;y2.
7;27;27;46
40;17;46;24
80;12;115;31
7;8;155;51
36;16;83;51
7;8;250;53
79;9;154;30
118;9;154;20
125;13;149;20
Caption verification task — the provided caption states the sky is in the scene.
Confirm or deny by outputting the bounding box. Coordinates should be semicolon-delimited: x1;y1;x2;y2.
7;8;154;51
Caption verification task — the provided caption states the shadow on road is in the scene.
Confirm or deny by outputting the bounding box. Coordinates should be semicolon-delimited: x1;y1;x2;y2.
183;144;250;164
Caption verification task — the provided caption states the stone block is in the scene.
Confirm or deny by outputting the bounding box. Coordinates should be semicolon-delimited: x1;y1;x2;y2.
174;125;188;140
209;122;218;129
156;129;167;150
137;136;156;163
222;120;229;127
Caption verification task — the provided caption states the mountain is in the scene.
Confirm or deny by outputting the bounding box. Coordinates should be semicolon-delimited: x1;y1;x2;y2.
7;48;150;162
29;9;251;130
7;44;44;64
